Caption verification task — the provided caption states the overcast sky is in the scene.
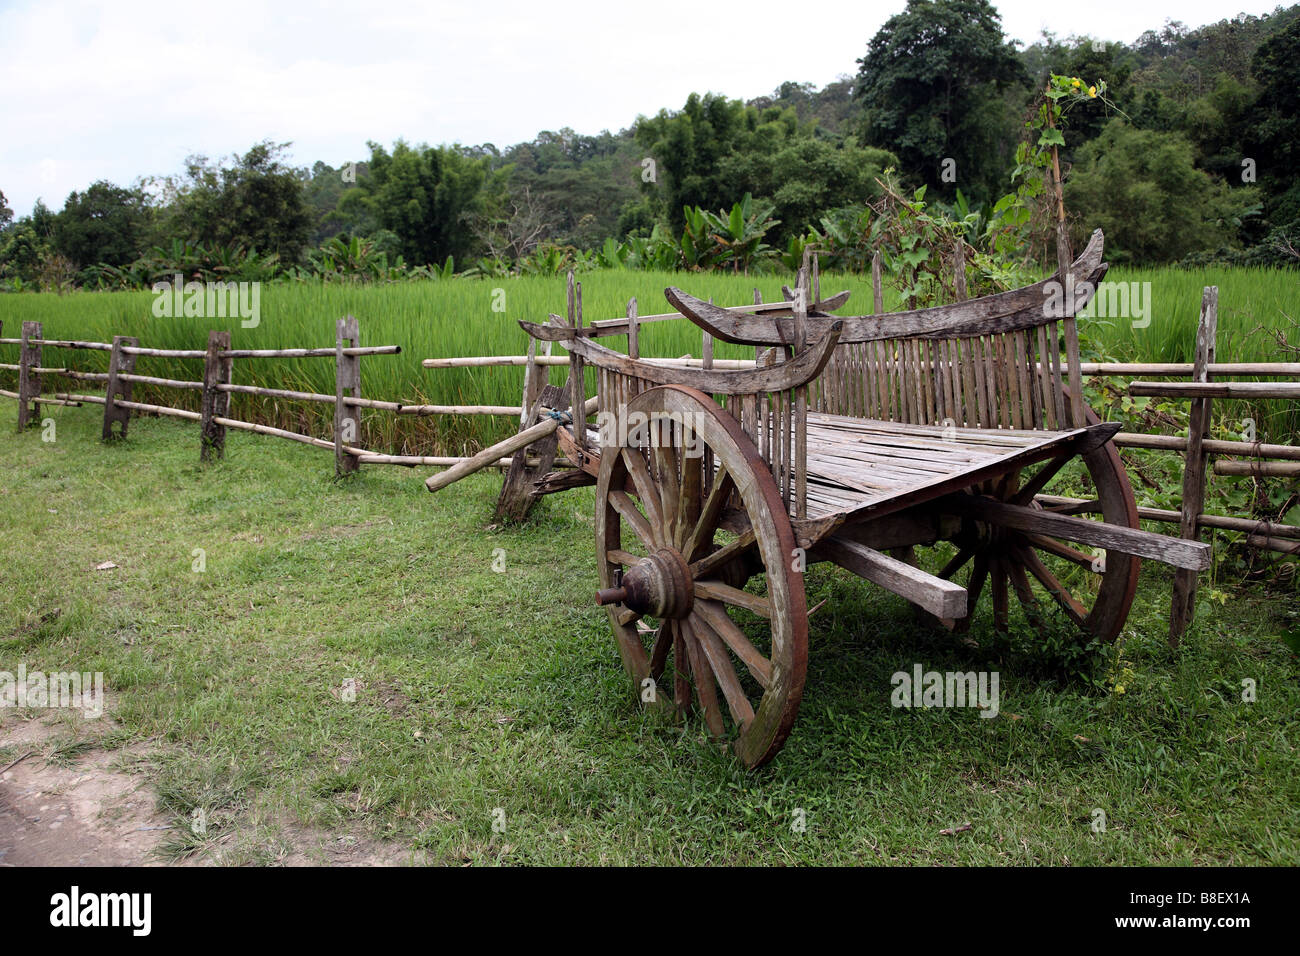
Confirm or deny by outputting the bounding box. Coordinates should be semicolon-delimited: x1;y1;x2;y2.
0;0;1287;217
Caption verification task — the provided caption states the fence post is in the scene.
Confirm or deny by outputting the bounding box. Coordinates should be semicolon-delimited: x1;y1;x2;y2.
1170;286;1218;644
871;250;884;315
954;241;967;302
17;321;41;431
200;330;232;461
567;275;586;461
494;348;564;523
518;335;551;430
335;315;361;476
627;297;639;361
102;335;139;440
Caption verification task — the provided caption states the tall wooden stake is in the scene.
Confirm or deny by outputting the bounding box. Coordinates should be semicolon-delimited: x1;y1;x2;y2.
102;335;138;439
954;241;967;302
1170;287;1218;643
200;330;232;461
335;315;361;476
568;274;586;462
626;298;639;360
494;320;563;522
793;263;809;519
871;251;883;315
1047;113;1085;430
17;321;41;431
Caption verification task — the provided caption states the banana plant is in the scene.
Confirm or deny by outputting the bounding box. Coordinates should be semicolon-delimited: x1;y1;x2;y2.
701;193;779;273
594;237;629;269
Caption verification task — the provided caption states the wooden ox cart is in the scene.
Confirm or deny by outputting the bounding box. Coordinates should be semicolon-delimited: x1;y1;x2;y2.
431;229;1211;768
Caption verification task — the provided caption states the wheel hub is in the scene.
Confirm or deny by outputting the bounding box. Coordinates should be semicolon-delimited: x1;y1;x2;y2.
596;548;694;618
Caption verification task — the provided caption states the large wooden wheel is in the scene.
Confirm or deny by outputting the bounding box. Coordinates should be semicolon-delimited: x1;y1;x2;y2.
594;385;808;768
937;411;1141;642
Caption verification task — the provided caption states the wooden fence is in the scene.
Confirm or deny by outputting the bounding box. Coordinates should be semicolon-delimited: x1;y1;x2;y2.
0;317;544;475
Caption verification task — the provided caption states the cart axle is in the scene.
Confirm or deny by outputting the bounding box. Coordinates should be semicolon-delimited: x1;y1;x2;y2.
595;547;694;619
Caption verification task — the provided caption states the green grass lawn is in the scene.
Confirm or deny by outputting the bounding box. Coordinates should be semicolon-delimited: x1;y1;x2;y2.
1;405;1297;865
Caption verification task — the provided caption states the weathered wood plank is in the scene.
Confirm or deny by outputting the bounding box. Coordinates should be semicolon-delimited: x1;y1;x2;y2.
818;535;967;619
426;395;598;492
200;330;233;461
950;495;1212;570
1170;287;1217;642
101;335;138;440
519;316;843;396
1128;381;1300;400
664;230;1106;346
335;315;361;476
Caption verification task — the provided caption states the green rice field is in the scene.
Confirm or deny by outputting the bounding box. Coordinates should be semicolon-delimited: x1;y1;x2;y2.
0;266;1296;457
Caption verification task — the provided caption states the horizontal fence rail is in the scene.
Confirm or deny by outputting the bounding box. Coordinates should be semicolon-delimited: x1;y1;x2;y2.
0;317;548;479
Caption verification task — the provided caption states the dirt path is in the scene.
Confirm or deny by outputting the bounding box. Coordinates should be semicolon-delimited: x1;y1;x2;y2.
0;712;424;866
0;716;171;866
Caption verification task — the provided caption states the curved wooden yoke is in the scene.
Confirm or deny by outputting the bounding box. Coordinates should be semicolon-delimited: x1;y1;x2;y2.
516;316;842;396
666;230;1107;346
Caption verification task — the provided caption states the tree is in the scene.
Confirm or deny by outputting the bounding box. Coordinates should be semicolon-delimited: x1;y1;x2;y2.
1065;120;1250;263
635;92;892;241
1250;17;1300;223
854;0;1026;204
723;137;896;241
302;160;377;244
338;141;509;266
0;189;12;231
636;93;796;228
503;128;643;249
162;141;313;264
53;181;151;268
0;200;56;284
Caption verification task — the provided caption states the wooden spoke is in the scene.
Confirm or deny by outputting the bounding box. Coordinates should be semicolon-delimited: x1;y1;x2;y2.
689;529;756;580
991;557;1009;632
649;624;671;681
621;447;665;540
682;622;725;737
1016;545;1088;627
608;490;654;549
938;547;974;580
1011;453;1071;505
994;470;1020;501
676;449;703;550
672;622;691;710
1006;558;1042;626
683;464;734;561
694;600;772;690
1024;532;1098;570
606;548;642;567
688;617;755;728
953;552;989;633
653;440;680;543
694;579;772;619
1040;497;1103;516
